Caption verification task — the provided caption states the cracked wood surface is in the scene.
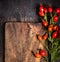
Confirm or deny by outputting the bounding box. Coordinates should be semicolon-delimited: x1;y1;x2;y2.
5;22;46;62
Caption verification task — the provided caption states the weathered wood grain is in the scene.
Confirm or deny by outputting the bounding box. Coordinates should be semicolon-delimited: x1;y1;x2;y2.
5;22;46;62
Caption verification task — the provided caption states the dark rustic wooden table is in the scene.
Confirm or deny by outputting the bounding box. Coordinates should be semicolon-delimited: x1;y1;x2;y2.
0;0;60;62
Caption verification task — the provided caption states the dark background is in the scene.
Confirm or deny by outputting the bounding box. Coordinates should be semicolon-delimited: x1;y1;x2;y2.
0;0;60;62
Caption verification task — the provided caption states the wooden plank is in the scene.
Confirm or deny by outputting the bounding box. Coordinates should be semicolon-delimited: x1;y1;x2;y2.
5;22;46;62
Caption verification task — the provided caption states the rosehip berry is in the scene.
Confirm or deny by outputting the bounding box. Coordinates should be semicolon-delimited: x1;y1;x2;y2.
39;5;44;12
43;7;47;13
38;11;44;16
37;35;42;41
43;33;48;40
48;7;53;12
55;8;60;14
48;24;53;32
39;50;46;57
34;53;41;58
52;31;57;38
53;16;58;22
53;25;58;31
42;20;48;27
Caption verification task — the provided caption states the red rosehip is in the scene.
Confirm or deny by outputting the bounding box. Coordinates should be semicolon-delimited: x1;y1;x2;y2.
39;5;44;12
55;8;60;14
34;53;41;58
42;20;48;27
37;35;42;41
43;7;47;13
48;24;53;32
48;7;53;12
53;16;58;22
43;33;48;40
38;11;44;16
39;50;46;57
52;31;57;38
53;25;58;31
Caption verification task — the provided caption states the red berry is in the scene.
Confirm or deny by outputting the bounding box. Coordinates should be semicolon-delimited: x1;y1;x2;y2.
39;5;44;12
53;25;58;31
53;16;58;22
52;31;57;38
37;35;42;41
48;7;53;12
34;53;41;58
55;8;60;14
43;7;47;13
38;11;44;16
48;24;53;32
42;20;48;27
39;50;46;57
43;33;48;40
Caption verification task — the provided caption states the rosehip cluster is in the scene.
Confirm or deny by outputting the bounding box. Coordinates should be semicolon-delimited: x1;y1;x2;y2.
38;5;60;39
34;5;60;61
34;33;48;58
37;33;48;41
34;34;48;58
34;50;46;58
38;5;60;26
38;4;60;17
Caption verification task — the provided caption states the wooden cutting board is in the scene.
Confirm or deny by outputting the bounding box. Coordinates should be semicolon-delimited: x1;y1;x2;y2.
5;22;46;62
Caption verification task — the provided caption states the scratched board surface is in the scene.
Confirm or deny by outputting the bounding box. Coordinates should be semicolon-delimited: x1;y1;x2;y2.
5;22;46;62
